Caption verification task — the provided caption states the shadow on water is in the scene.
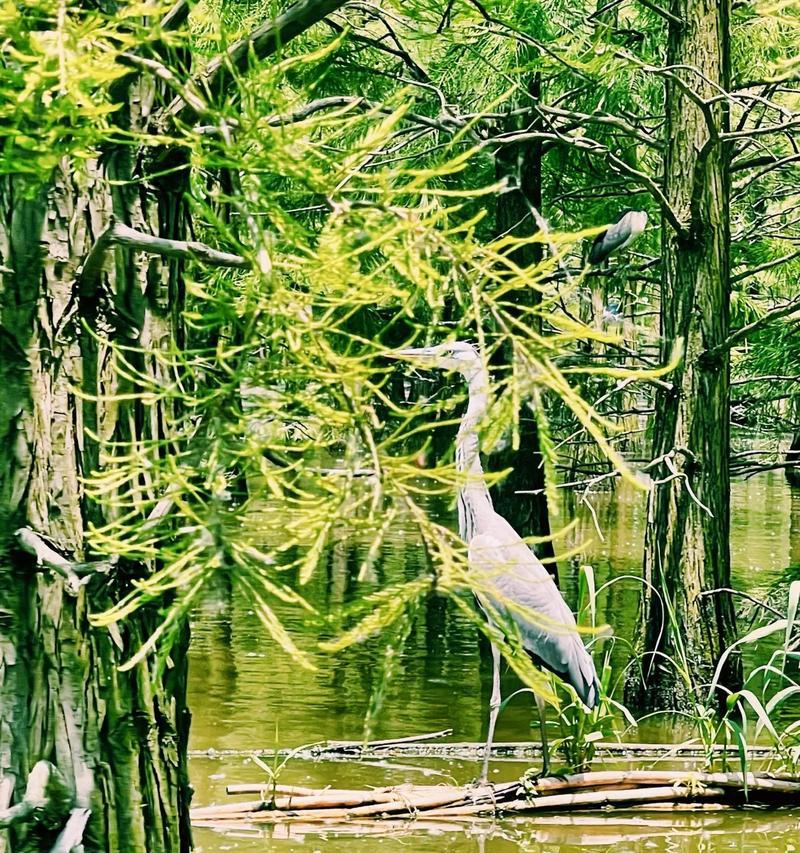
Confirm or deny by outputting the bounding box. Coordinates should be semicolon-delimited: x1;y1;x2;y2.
189;472;800;851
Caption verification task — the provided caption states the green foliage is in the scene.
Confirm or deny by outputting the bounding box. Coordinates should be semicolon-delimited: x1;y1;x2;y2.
4;0;660;708
8;0;799;755
0;0;174;177
627;580;800;776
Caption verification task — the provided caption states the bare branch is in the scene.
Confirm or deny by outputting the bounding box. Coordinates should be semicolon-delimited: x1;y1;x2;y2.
722;115;800;140
160;0;190;31
78;219;249;294
161;0;350;124
731;374;800;385
536;104;661;149
709;294;800;356
50;809;91;853
490;129;686;236
0;762;54;829
731;248;800;283
731;151;800;177
635;0;684;26
119;52;208;118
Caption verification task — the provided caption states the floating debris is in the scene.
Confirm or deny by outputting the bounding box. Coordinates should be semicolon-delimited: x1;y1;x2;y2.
192;770;800;830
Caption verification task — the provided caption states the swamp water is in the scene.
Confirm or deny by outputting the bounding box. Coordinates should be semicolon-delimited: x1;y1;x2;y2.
189;472;800;851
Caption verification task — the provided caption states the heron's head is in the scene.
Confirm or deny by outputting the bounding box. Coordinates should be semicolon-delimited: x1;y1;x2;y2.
389;340;481;375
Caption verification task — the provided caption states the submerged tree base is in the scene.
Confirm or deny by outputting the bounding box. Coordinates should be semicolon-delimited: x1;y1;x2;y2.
192;770;800;829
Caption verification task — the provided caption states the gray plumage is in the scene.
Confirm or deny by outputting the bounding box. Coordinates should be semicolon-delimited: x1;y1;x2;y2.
393;341;600;777
469;528;599;708
588;209;648;265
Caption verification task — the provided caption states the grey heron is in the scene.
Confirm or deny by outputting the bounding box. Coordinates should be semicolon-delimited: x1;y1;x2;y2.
392;342;600;781
588;209;648;265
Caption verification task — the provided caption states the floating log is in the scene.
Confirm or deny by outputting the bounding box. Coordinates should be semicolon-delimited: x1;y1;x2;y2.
190;739;783;763
192;769;800;828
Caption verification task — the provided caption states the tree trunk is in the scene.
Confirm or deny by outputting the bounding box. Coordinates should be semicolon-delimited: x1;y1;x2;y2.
785;398;800;488
0;86;191;853
488;73;557;578
626;0;741;710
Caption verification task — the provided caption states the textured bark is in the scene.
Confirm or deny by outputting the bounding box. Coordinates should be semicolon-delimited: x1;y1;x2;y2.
0;81;191;853
785;399;800;488
626;0;741;710
488;74;557;578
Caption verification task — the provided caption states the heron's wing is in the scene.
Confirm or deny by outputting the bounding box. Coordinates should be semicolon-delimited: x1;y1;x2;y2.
588;229;609;264
468;528;599;708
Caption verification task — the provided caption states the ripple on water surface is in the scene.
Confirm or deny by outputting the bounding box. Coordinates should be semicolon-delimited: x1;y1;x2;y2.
189;472;800;851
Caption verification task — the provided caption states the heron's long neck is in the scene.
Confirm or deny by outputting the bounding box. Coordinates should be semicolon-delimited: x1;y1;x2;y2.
456;366;493;543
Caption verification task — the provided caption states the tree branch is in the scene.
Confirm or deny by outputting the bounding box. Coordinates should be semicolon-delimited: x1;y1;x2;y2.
731;374;800;385
635;0;684;25
0;762;58;829
161;0;350;125
730;151;800;177
161;0;190;31
722;115;800;140
119;52;209;119
489;129;686;236
731;248;800;283
77;218;249;294
709;294;800;356
50;809;91;853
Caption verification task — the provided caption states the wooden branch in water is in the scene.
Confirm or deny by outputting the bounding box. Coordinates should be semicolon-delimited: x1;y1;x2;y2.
192;739;784;762
194;770;800;826
422;785;730;816
324;728;454;752
314;739;780;760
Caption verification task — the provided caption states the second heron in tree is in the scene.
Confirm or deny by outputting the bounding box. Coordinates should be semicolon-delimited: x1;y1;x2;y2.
392;342;600;782
588;209;648;265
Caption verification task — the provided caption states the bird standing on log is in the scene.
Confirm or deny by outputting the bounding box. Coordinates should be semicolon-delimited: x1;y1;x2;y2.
391;342;600;782
588;210;648;265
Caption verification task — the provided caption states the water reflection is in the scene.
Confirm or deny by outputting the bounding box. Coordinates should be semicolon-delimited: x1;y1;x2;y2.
193;810;800;852
189;472;800;851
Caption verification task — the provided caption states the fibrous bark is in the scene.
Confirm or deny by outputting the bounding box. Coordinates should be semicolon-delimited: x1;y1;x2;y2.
488;73;557;578
0;64;191;853
627;0;741;710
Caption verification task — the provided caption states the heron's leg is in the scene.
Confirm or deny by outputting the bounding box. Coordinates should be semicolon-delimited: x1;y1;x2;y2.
534;691;550;778
480;642;502;784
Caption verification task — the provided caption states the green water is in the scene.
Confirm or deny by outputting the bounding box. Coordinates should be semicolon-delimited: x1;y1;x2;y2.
189;473;800;851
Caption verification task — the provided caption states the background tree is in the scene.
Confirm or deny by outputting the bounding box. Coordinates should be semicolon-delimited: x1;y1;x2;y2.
3;0;800;847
